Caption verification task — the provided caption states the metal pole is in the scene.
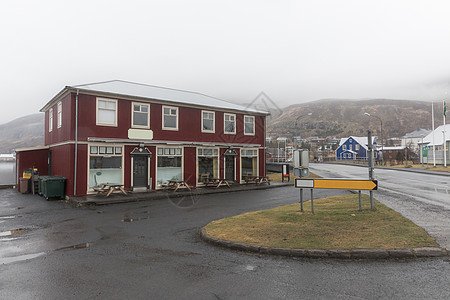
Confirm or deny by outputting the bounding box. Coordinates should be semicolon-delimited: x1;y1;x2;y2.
359;190;362;212
368;130;374;210
421;135;424;167
310;189;314;214
370;191;374;209
300;188;303;212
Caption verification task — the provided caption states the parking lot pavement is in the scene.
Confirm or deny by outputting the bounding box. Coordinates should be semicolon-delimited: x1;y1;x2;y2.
1;187;449;299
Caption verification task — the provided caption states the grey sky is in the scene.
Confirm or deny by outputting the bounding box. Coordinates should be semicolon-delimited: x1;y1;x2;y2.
1;0;449;124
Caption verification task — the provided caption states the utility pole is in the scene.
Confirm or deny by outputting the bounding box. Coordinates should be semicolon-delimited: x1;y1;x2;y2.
368;130;374;209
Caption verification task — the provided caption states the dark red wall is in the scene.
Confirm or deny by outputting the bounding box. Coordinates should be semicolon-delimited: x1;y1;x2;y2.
45;93;73;146
16;149;49;183
68;93;265;146
183;147;197;187
50;144;74;196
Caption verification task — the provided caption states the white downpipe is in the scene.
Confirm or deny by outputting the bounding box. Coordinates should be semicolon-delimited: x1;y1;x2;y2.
74;90;79;196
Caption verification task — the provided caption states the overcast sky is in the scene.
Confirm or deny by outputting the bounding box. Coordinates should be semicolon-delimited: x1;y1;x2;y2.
1;0;449;124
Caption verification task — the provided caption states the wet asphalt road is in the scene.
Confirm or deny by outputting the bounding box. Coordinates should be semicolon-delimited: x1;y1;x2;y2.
1;179;449;299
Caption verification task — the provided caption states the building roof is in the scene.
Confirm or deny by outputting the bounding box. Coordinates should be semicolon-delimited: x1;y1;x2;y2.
41;80;269;115
339;136;377;150
402;128;431;139
420;124;450;146
382;146;405;151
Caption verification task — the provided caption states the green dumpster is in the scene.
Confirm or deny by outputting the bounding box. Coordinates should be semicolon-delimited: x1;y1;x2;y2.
39;176;66;200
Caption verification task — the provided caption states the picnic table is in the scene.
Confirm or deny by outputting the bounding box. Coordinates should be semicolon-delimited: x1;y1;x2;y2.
243;175;270;185
94;183;128;197
202;177;231;188
165;180;191;192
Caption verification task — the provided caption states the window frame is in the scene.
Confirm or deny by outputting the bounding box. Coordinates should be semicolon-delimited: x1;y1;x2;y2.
155;146;184;188
201;110;215;133
244;115;255;136
87;143;124;192
48;108;53;132
197;147;219;183
224;113;236;134
240;148;259;180
57;101;62;128
162;105;179;131
96;97;118;127
131;102;150;129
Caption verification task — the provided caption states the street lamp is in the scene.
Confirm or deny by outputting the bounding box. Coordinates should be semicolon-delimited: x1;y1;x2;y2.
364;112;384;165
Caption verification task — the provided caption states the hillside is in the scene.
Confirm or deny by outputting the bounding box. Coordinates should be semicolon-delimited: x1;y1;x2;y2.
268;99;439;140
0;99;443;153
0;113;44;153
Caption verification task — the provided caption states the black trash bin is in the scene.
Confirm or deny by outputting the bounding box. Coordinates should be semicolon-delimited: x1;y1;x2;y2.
39;176;66;200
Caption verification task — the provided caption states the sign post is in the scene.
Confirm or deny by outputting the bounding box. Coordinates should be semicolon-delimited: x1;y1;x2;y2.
295;178;378;212
367;130;375;210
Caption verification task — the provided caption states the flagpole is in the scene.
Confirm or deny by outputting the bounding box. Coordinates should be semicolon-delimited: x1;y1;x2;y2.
432;102;436;166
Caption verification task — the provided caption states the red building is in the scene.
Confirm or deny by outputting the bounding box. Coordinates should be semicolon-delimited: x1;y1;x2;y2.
16;80;269;197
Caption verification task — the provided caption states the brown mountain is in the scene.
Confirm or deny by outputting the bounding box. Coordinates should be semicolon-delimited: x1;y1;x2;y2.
0;99;442;153
268;99;439;140
0;114;44;153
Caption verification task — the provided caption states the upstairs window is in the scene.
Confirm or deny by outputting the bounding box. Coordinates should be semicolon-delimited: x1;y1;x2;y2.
355;144;360;151
97;98;117;126
162;106;178;130
343;145;347;150
224;113;236;134
244;115;255;135
202;111;215;133
57;101;62;128
49;108;53;132
132;102;150;128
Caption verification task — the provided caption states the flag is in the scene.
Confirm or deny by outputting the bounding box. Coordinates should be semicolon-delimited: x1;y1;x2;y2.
444;101;447;117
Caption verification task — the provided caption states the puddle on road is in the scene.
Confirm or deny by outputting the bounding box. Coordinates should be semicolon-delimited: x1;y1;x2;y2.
122;216;150;222
121;211;150;223
0;252;46;265
0;215;23;220
245;265;257;271
0;229;29;237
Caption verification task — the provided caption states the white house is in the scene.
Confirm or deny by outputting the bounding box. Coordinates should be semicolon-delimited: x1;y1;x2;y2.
418;124;450;165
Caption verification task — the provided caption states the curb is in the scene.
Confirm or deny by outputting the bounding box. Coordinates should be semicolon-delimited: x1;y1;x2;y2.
198;228;449;260
67;182;292;207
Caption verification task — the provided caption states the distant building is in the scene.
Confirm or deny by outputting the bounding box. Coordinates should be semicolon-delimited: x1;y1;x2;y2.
382;146;406;163
336;136;378;161
418;124;450;165
401;128;431;153
0;154;15;161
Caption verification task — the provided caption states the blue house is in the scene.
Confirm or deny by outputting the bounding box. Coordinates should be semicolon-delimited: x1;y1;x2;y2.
336;136;378;161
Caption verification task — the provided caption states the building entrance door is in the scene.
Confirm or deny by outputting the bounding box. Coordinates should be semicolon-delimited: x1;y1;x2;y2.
225;155;235;181
131;145;152;190
133;156;148;188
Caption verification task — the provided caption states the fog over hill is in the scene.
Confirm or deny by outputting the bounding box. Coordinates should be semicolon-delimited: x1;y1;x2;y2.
0;113;44;153
268;99;442;140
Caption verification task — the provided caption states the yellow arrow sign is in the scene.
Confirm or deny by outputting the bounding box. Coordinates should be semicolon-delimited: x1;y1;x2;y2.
295;178;378;190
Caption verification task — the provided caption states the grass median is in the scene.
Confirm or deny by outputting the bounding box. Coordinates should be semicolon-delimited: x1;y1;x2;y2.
204;194;438;250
